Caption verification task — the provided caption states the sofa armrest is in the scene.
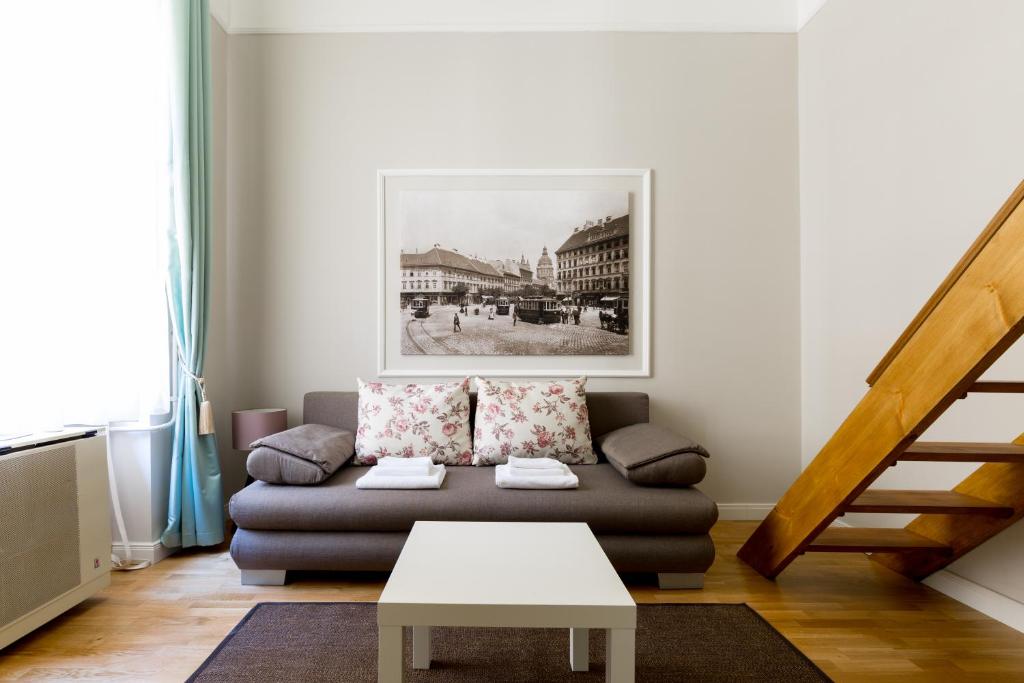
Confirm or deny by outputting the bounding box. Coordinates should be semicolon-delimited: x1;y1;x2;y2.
596;423;709;487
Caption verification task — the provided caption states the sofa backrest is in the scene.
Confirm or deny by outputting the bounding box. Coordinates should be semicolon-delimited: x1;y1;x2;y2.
303;390;649;440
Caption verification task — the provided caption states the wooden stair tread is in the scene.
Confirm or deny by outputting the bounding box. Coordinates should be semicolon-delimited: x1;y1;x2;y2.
846;489;1013;516
900;441;1024;462
968;380;1024;393
806;528;951;553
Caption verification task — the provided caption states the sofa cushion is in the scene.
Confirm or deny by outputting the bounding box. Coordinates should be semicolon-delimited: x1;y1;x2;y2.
254;423;353;459
229;463;717;535
597;424;709;487
472;377;597;465
230;529;716;574
247;424;355;485
354;378;473;465
606;451;707;487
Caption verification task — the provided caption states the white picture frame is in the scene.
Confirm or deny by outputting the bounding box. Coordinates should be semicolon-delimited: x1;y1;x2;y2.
377;168;652;377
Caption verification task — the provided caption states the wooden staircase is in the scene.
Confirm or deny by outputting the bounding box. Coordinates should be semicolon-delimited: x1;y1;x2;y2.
738;180;1024;581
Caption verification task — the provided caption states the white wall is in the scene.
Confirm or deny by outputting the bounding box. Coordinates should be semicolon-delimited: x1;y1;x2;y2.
209;31;802;511
207;20;247;498
800;0;1024;609
210;0;804;34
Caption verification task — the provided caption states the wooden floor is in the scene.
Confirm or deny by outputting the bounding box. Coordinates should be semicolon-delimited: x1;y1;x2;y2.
2;521;1024;681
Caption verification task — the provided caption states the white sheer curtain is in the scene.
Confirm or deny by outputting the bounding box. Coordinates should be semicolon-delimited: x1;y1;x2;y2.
0;2;170;437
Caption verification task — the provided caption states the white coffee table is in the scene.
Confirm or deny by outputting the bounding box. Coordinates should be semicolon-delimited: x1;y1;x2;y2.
377;521;636;682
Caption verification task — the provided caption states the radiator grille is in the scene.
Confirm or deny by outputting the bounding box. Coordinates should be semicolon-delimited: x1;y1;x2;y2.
0;445;81;625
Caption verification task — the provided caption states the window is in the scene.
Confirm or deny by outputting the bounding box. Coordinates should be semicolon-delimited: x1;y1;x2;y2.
1;1;170;434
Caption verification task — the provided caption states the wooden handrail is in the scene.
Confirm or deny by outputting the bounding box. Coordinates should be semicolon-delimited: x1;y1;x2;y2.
866;180;1024;386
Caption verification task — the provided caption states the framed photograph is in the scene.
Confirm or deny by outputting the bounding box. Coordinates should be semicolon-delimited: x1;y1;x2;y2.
377;169;651;377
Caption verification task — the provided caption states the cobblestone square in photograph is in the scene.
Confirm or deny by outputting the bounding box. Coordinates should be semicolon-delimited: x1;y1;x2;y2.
401;303;629;356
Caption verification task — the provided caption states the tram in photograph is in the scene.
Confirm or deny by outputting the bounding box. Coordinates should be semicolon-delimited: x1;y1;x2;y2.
516;297;561;324
495;297;510;315
411;297;431;318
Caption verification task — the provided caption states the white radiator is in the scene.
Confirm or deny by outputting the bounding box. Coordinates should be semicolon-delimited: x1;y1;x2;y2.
0;430;111;650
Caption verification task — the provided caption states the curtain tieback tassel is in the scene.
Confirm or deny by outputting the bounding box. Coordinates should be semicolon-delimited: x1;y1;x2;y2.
176;348;216;436
196;377;215;436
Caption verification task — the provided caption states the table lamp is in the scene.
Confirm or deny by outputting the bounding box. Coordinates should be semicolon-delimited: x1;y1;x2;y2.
232;408;288;485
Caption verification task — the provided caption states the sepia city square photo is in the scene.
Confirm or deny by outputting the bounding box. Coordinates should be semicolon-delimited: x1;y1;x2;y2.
398;190;631;356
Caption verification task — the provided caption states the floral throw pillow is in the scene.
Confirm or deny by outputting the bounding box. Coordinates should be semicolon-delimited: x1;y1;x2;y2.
472;377;596;465
355;378;473;465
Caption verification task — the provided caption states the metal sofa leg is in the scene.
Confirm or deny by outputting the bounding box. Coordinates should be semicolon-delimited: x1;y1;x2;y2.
241;569;287;586
657;572;704;589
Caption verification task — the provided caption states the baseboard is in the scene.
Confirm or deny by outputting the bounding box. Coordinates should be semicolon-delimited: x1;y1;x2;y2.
923;570;1024;634
716;504;775;521
111;541;176;565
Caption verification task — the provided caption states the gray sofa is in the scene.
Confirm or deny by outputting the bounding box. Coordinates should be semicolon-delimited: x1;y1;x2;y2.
229;391;718;589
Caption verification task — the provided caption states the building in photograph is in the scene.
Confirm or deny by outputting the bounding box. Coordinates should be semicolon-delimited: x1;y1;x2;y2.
517;256;533;286
554;214;629;304
535;246;556;289
490;256;534;293
400;247;503;305
507;256;533;287
490;259;520;293
401;248;547;304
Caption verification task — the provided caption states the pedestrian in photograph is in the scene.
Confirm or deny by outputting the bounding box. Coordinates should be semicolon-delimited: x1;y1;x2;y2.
573;306;581;325
488;308;495;320
512;308;518;326
453;312;461;333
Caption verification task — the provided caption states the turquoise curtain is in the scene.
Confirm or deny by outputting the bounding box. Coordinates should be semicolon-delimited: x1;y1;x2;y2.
161;0;224;548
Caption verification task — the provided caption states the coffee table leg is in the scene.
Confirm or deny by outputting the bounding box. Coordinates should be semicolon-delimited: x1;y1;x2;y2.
413;625;431;669
377;625;403;683
570;627;589;671
606;628;635;683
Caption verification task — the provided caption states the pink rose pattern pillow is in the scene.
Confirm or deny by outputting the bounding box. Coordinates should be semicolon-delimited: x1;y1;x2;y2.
472;377;596;465
355;378;473;465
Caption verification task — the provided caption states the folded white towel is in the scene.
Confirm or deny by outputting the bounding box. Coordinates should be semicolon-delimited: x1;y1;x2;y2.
507;464;569;477
495;464;578;489
507;456;564;470
371;467;430;477
357;463;446;489
375;456;433;474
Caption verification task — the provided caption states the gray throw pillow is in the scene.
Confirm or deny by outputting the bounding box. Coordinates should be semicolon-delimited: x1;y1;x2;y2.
596;423;709;487
247;424;355;485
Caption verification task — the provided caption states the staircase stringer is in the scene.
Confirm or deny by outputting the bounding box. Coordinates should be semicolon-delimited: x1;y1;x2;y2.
737;181;1024;579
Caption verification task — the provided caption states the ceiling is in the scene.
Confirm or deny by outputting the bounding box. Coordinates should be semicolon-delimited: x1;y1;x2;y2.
209;0;830;35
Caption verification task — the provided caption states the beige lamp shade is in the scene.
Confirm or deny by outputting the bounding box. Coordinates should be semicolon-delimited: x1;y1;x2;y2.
232;408;288;450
